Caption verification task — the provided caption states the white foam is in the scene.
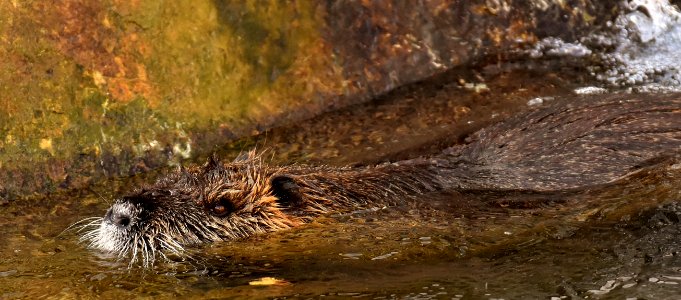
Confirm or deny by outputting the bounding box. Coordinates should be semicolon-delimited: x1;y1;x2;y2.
529;0;681;92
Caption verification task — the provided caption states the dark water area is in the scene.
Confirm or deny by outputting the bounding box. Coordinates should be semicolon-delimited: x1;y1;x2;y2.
3;59;681;299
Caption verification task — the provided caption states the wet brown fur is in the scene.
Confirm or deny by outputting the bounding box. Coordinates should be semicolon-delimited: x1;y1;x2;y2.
83;93;681;264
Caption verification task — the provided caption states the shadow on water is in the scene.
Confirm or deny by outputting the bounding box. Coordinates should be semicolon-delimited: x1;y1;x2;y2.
2;63;681;298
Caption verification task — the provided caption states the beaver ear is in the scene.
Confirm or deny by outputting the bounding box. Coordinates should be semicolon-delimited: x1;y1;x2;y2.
270;175;304;208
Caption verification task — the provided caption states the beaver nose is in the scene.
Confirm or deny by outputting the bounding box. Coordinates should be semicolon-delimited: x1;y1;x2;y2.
105;207;132;228
112;212;131;227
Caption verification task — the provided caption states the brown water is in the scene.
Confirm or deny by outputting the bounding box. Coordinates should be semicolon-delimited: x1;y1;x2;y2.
3;65;681;299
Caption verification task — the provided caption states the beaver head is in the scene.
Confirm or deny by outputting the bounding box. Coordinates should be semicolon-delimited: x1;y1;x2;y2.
81;152;311;266
80;147;441;266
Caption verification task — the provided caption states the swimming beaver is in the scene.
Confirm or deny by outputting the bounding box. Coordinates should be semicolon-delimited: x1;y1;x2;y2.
81;93;681;265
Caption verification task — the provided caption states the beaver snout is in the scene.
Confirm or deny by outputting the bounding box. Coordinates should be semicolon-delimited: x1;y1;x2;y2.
104;201;140;229
105;207;131;228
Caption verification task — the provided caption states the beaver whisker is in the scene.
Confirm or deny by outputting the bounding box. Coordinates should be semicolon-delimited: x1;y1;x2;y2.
76;223;102;233
81;233;95;245
77;226;95;239
141;237;153;267
123;236;140;261
75;219;104;234
129;236;141;267
155;235;201;265
157;239;180;256
159;233;187;254
115;242;128;260
79;230;100;246
61;217;103;236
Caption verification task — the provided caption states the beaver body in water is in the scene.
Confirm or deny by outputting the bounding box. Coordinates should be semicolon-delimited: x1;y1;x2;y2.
82;93;681;265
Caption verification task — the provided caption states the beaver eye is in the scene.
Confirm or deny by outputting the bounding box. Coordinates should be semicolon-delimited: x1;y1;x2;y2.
209;200;233;217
